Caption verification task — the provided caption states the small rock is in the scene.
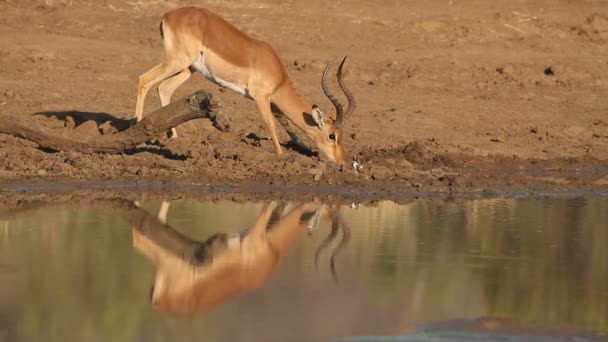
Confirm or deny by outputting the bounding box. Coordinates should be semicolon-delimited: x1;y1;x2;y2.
99;121;117;135
387;61;399;67
65;115;76;129
308;168;323;181
399;159;413;168
497;64;515;75
490;135;505;142
212;111;232;132
429;168;445;178
44;117;67;129
293;59;309;70
74;120;100;136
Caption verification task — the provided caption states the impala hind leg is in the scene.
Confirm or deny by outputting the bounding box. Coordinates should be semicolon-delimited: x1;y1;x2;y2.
134;60;191;124
157;68;193;138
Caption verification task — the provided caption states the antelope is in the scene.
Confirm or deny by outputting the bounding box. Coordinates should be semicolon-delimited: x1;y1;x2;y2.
134;6;356;164
131;201;328;316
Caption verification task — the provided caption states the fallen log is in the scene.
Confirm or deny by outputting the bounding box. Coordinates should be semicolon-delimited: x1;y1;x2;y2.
0;91;220;154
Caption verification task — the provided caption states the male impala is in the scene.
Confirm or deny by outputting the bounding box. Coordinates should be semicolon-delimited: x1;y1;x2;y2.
132;201;326;316
134;6;356;164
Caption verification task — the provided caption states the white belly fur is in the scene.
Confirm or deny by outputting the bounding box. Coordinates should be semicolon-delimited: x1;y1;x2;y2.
191;59;252;99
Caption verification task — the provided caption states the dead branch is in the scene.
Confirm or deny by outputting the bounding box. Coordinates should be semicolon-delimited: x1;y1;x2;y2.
0;91;219;154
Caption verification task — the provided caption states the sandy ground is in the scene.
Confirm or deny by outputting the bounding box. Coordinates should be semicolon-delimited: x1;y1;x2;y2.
1;0;608;196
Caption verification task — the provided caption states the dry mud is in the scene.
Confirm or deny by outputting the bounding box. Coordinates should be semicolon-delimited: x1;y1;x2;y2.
1;0;608;199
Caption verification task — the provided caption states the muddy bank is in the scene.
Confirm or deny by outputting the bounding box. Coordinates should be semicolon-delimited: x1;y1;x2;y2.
1;123;607;199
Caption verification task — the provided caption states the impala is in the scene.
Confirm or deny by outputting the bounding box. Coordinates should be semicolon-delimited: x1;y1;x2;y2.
134;6;356;164
132;201;323;316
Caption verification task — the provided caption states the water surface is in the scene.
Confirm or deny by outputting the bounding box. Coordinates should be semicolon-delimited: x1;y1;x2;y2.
1;196;607;341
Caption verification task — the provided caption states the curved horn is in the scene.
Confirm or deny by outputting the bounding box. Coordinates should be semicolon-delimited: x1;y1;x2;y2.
329;213;351;285
314;215;340;271
335;56;356;126
321;59;344;118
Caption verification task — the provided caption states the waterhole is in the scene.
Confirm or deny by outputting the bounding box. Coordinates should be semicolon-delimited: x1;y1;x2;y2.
0;195;606;341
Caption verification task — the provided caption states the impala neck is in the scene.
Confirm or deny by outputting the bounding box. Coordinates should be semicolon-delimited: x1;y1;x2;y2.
271;81;316;135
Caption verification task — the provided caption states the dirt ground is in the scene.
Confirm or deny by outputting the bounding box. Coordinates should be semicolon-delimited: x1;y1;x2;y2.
1;0;607;197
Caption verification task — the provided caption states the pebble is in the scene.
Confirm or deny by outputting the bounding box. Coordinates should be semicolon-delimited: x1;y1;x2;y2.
74;120;100;136
99;121;117;135
308;168;323;181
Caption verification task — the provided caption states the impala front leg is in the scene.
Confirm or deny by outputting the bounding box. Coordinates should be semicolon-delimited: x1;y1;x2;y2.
255;96;283;156
271;105;313;154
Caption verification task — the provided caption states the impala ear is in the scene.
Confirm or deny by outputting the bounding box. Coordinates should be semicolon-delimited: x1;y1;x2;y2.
312;105;326;129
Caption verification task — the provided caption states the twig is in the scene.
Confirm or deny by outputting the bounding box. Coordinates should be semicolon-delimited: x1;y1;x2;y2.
512;11;538;20
504;23;525;34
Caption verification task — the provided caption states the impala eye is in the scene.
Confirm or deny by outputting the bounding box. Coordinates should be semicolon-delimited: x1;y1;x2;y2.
328;133;336;141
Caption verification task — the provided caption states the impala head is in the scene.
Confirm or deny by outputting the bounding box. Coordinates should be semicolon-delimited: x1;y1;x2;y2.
310;56;357;165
